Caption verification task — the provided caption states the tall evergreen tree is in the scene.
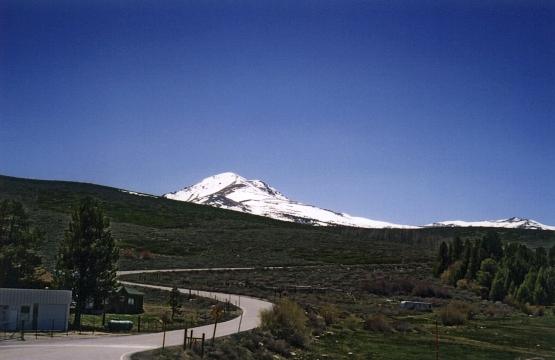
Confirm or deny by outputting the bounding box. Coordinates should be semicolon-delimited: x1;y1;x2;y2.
490;266;508;301
433;241;450;277
455;239;472;281
452;237;464;261
55;197;119;328
0;200;42;288
482;232;503;260
466;241;480;280
534;247;549;269
549;245;555;267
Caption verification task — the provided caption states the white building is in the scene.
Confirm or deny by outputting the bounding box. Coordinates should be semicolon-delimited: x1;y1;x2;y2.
0;288;72;331
400;300;432;312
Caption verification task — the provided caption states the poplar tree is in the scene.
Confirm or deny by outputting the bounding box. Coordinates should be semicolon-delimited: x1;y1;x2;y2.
55;197;118;328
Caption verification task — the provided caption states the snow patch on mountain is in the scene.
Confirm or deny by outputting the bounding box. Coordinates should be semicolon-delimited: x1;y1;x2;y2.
120;189;157;198
426;217;555;231
164;172;416;229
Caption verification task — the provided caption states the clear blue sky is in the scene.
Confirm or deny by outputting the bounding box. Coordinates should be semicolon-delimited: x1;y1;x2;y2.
1;0;553;226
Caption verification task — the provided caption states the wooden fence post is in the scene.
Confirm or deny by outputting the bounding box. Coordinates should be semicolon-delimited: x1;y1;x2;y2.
189;329;193;349
162;321;166;349
237;313;243;333
201;333;205;357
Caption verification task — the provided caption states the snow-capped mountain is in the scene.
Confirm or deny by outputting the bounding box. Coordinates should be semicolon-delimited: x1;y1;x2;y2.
164;172;416;229
426;217;555;231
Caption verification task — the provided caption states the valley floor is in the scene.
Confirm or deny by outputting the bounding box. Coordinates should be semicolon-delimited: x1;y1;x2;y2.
122;265;555;360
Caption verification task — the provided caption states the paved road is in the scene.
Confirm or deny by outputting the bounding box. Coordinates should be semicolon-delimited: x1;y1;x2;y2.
0;278;273;360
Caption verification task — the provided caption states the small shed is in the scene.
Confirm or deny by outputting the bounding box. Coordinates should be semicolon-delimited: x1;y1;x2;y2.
0;288;72;331
105;286;144;314
400;301;432;312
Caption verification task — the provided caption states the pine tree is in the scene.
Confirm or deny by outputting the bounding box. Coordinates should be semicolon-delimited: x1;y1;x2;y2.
452;237;464;261
549;245;555;267
0;200;42;288
466;241;480;280
55;197;119;328
489;266;508;301
534;247;549;269
482;232;503;260
455;239;472;282
433;241;450;277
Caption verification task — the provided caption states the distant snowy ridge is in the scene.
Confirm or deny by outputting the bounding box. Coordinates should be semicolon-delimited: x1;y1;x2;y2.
426;217;555;231
163;172;416;229
161;172;554;231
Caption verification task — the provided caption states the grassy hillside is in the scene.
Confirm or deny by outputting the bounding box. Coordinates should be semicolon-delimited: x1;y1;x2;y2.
1;174;554;270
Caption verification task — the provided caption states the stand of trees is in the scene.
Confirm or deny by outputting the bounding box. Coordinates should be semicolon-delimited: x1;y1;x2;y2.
434;233;555;306
0;199;43;288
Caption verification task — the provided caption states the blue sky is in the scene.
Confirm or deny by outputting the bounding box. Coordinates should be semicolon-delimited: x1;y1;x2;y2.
1;0;553;225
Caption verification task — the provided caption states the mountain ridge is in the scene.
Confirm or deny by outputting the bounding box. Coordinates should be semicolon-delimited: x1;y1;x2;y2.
164;172;554;231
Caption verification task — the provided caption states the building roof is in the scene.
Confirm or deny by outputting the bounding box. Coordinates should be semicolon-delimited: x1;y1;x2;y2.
116;286;144;296
0;288;72;304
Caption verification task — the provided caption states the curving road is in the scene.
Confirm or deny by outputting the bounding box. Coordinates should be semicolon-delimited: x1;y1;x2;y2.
0;274;273;360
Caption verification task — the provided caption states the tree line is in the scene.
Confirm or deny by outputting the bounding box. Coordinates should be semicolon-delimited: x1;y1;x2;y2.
434;233;555;306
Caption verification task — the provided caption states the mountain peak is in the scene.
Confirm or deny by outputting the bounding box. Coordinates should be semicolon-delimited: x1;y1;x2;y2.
164;173;415;229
